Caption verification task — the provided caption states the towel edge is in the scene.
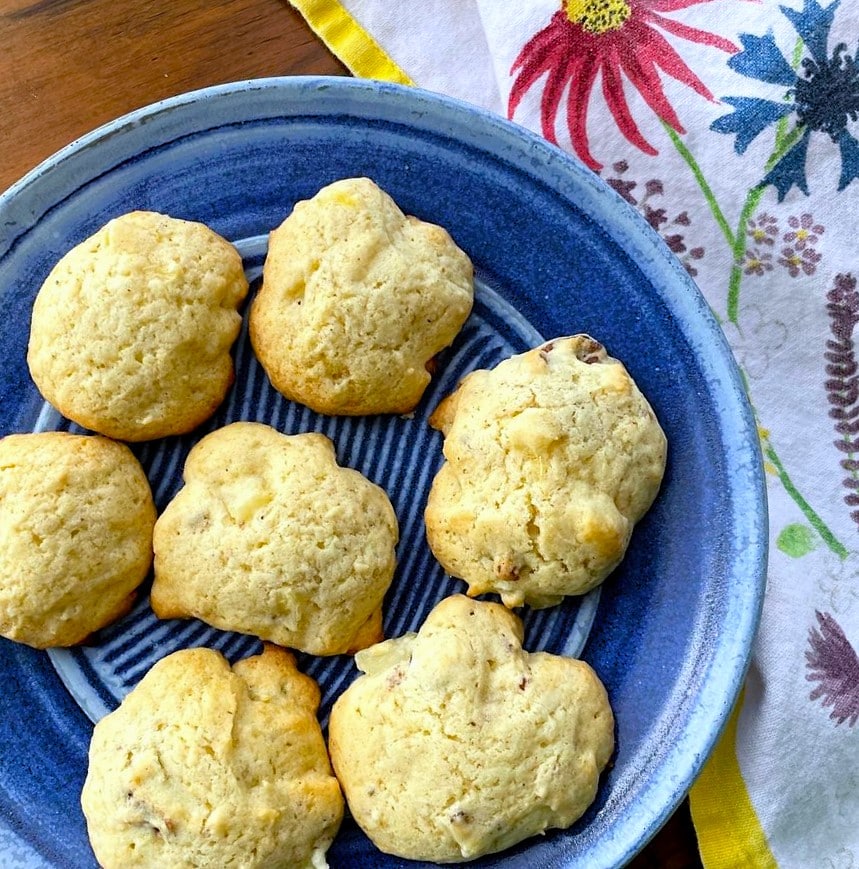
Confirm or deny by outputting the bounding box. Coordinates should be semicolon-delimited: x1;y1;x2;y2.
287;0;415;86
689;689;778;868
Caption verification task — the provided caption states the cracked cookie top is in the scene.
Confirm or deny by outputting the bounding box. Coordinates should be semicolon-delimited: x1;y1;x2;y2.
150;421;399;655
27;211;248;441
249;177;474;415
81;645;343;869
328;594;614;862
425;335;667;607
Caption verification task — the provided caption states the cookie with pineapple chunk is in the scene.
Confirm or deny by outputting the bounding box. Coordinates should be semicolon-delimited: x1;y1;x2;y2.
425;335;667;608
150;421;398;655
329;594;614;863
0;432;155;647
81;644;343;869
249;177;474;415
27;210;248;441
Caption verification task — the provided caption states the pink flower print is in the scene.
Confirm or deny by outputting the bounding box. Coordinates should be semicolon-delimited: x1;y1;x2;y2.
743;248;774;276
780;245;822;277
784;213;824;250
747;212;778;247
645;205;668;231
605;161;637;204
645;179;663;197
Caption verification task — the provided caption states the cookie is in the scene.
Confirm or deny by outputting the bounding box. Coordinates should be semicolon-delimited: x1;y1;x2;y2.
150;422;398;655
0;432;155;648
425;335;667;608
329;594;614;863
81;644;343;869
27;211;249;441
249;177;474;415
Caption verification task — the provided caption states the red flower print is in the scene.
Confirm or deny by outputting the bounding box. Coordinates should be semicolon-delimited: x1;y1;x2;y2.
508;0;737;170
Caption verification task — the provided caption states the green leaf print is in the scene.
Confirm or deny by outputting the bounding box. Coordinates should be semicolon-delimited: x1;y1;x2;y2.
777;523;819;557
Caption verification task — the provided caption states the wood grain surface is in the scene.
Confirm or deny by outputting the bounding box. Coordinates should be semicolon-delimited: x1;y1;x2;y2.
0;2;703;866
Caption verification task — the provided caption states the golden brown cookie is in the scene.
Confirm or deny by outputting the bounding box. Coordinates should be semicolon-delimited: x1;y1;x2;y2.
0;431;155;647
425;335;667;608
81;644;343;869
150;422;398;655
329;594;614;862
249;177;474;415
27;211;249;441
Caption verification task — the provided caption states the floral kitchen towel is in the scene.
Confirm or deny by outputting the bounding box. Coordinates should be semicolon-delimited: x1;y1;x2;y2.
288;0;859;866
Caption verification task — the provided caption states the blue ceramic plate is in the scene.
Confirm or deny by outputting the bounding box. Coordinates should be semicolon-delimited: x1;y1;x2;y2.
0;77;766;868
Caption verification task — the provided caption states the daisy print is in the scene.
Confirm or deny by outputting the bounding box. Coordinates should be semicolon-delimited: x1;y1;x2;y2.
508;0;736;169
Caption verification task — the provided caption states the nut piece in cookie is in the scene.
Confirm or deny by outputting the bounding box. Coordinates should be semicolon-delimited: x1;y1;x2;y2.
249;177;474;415
329;594;614;863
425;335;667;608
150;422;398;655
27;211;249;441
81;645;343;869
0;432;155;648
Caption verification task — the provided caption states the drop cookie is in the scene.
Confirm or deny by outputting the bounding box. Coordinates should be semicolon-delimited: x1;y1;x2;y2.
150;422;398;655
329;594;614;863
81;645;343;869
425;335;667;608
0;432;155;647
27;211;249;441
249;177;474;415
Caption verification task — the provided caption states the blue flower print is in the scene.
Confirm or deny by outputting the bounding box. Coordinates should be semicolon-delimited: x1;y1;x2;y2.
711;0;859;200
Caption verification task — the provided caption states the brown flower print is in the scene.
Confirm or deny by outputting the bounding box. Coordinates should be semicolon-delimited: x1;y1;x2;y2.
825;273;859;530
604;162;704;276
784;213;824;250
746;212;778;247
780;245;822;277
743;248;774;276
806;610;859;728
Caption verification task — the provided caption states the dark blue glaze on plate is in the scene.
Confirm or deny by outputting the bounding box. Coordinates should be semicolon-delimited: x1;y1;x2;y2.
0;77;766;868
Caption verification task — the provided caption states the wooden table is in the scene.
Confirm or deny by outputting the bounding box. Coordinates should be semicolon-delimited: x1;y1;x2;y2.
0;2;703;866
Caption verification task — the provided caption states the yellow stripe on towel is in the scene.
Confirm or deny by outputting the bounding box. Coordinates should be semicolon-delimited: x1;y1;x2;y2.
690;692;778;869
288;0;414;85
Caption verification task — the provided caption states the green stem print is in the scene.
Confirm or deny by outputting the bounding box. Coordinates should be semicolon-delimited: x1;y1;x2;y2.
665;121;805;324
725;185;764;324
763;435;849;559
664;125;734;249
661;32;848;558
724;126;805;320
